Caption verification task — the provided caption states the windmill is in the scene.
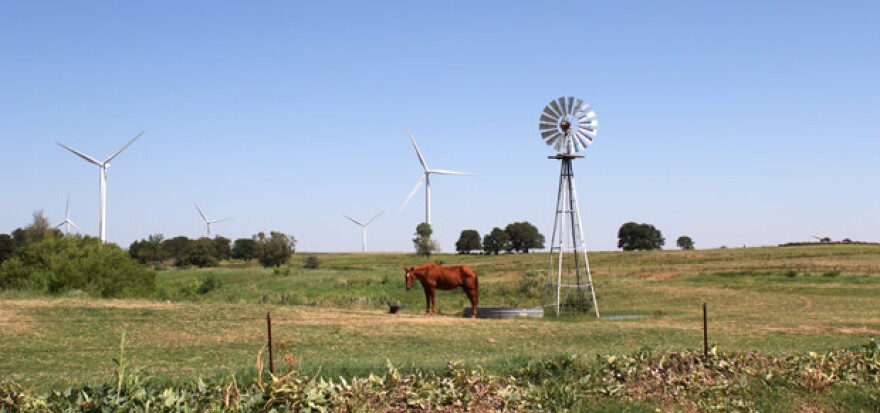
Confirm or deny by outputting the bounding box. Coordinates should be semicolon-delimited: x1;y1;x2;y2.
55;194;80;235
343;211;384;252
539;97;600;317
57;131;145;242
399;129;474;226
194;203;231;237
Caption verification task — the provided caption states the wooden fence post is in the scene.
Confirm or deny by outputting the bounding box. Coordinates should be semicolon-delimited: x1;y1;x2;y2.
267;311;275;375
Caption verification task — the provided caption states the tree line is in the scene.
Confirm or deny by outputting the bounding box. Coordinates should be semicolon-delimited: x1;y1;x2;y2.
453;221;546;255
128;232;296;268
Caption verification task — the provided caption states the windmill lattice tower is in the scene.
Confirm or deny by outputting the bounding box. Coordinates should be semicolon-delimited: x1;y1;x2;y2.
539;97;600;317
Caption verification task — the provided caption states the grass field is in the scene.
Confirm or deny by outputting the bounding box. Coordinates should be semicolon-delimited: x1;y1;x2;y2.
3;244;880;391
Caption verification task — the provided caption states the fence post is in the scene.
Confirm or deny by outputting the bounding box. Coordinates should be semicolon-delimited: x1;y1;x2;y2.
267;311;275;375
702;302;708;362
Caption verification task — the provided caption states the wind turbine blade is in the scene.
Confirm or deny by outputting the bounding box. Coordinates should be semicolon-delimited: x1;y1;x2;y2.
105;131;145;163
429;169;475;176
193;203;208;222
57;143;102;166
343;214;365;226
406;128;429;171
399;175;426;212
69;220;80;230
65;194;71;217
365;210;385;225
211;218;232;224
55;222;65;228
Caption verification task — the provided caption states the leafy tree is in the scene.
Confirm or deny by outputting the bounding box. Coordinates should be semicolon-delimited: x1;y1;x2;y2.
0;234;14;265
455;230;482;254
0;236;156;298
232;238;257;261
617;222;665;251
413;223;438;257
128;234;166;265
212;236;232;261
255;231;296;268
161;236;191;265
676;236;695;250
482;227;511;255
180;237;220;268
505;222;545;253
11;210;61;248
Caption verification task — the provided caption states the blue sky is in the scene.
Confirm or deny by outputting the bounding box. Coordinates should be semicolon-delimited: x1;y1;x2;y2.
1;1;878;252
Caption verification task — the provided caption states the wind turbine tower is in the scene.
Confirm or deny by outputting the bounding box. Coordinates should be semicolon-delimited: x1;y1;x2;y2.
194;203;231;237
57;131;145;242
399;129;474;226
343;211;384;252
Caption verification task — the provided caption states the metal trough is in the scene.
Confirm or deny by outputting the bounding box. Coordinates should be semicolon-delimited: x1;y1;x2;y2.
463;306;544;319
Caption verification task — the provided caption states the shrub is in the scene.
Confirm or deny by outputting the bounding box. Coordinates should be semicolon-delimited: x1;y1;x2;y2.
0;236;155;298
304;255;321;269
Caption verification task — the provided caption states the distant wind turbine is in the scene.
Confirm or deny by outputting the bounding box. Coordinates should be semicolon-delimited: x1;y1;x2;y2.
399;129;474;226
55;194;80;235
343;211;384;252
194;203;231;237
57;131;145;242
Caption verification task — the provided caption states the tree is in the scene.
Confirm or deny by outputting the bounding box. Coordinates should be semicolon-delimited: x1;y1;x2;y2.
212;236;232;261
12;210;61;247
455;230;482;254
128;234;166;265
232;238;257;261
505;222;545;253
413;223;438;257
255;231;296;268
180;237;220;268
617;222;665;251
161;236;191;265
676;236;695;250
482;227;511;255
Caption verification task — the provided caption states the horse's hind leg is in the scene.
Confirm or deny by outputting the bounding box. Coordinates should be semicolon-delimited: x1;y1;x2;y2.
465;287;478;319
423;288;432;315
430;288;437;315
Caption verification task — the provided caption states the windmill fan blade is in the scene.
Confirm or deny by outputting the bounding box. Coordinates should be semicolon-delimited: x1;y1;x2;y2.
400;175;426;212
105;131;145;163
573;98;584;115
193;203;208;222
343;214;364;226
577;131;594;144
406;128;429;171
57;143;103;166
565;97;575;115
556;97;568;116
545;134;562;147
540;114;557;124
541;130;558;141
539;121;558;130
548;100;564;119
543;105;561;119
430;169;474;176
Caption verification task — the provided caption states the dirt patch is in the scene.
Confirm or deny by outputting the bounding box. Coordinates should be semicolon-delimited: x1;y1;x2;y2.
638;273;677;280
0;298;181;310
760;326;821;335
836;327;880;335
0;308;33;334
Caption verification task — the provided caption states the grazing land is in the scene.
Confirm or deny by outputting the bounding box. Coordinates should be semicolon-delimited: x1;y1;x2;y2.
2;244;880;397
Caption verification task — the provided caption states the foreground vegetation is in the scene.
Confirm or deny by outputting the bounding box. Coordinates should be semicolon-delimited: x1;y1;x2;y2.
2;244;880;410
3;341;880;411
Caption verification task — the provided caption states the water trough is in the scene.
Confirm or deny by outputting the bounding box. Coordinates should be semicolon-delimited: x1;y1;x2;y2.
463;306;544;319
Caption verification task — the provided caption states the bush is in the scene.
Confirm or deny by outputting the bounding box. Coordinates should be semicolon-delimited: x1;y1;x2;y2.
304;255;321;269
0;236;155;298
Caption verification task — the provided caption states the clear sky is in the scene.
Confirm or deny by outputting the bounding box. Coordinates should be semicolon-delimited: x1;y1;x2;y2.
1;1;878;252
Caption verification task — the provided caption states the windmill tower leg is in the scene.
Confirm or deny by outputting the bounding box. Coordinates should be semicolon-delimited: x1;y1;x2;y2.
543;156;599;317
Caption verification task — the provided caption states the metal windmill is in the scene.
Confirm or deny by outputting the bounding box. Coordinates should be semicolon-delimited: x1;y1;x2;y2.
539;97;600;317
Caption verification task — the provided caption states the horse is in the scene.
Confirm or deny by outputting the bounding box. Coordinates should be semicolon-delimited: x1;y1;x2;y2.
405;262;479;318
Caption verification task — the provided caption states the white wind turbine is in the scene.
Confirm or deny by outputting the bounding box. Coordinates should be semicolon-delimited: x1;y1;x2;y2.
57;131;145;242
399;129;474;226
343;211;384;252
55;194;80;235
194;203;231;237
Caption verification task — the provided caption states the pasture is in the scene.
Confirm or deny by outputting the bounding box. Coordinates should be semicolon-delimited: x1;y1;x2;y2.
2;244;880;392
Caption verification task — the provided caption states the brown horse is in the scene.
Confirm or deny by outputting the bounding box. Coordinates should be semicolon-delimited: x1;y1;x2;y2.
405;262;479;318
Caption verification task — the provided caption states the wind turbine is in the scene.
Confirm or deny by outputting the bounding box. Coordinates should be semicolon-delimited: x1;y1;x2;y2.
399;129;474;226
57;131;145;242
55;194;80;235
194;203;231;237
343;211;384;252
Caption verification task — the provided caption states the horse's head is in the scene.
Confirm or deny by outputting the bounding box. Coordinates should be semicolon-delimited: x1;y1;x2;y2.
404;267;415;290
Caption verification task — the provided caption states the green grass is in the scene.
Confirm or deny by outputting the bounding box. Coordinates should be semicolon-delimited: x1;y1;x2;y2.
2;244;880;392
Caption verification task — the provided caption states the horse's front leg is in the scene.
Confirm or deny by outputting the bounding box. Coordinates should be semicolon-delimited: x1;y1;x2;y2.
465;288;478;319
423;287;432;315
430;288;437;315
